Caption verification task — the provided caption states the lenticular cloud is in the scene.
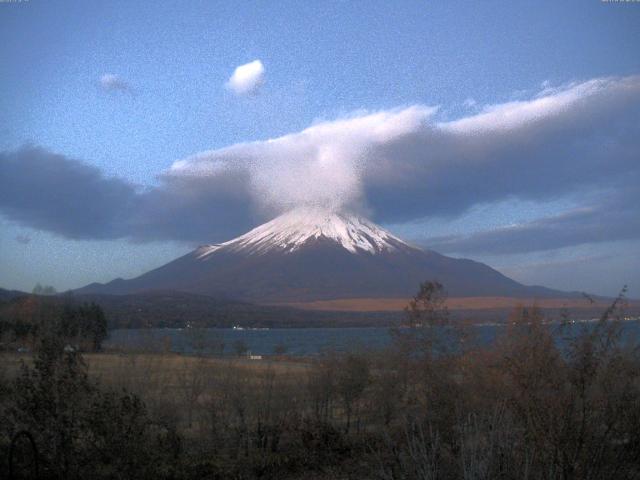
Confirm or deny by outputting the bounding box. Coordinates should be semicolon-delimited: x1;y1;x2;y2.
168;106;436;216
168;73;640;222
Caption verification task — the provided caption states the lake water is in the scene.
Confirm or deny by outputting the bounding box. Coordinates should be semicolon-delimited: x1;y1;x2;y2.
104;319;640;357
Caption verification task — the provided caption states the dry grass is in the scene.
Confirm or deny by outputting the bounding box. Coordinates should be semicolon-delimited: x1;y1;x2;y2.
274;296;633;312
1;350;316;456
3;351;309;382
85;352;310;377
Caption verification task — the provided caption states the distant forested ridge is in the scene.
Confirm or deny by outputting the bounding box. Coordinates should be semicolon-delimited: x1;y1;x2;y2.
0;288;403;331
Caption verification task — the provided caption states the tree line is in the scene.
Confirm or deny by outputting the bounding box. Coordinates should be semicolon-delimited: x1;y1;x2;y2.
0;295;108;352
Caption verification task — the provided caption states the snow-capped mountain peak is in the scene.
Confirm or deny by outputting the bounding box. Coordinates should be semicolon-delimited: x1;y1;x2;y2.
196;208;412;258
77;210;561;303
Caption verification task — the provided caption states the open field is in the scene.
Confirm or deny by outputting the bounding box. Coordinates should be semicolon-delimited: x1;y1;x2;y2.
276;296;640;312
1;352;311;414
1;351;310;376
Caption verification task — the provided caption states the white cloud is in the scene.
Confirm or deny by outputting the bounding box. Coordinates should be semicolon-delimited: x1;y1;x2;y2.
462;98;477;108
225;60;265;95
442;76;640;133
168;106;435;215
169;75;640;219
99;73;130;93
161;74;640;238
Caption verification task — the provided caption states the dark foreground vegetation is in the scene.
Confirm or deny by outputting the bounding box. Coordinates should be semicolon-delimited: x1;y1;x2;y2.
0;296;107;353
1;283;640;479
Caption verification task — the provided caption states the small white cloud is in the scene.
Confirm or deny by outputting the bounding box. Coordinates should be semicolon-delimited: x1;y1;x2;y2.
462;98;477;108
15;234;31;244
99;73;130;93
225;60;265;96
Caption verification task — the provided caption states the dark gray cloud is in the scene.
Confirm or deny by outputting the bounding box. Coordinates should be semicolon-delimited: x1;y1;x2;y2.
0;146;256;243
424;188;640;254
0;147;138;239
364;77;640;223
1;75;639;249
127;171;257;242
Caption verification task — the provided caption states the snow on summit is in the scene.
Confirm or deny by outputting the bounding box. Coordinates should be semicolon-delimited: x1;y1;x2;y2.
197;208;412;258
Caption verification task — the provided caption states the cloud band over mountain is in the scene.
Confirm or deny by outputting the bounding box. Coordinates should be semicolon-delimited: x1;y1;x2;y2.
1;75;639;252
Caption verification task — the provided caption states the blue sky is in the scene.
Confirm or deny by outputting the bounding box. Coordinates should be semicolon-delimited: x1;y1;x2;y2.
1;0;639;297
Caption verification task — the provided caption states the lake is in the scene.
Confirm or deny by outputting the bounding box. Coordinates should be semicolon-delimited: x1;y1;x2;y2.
104;319;640;357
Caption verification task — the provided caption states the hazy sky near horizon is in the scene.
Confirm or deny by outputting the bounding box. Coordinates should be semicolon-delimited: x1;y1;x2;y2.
1;0;640;297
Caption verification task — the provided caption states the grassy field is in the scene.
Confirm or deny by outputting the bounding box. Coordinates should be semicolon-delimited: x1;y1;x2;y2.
2;351;311;430
276;296;640;312
2;351;308;376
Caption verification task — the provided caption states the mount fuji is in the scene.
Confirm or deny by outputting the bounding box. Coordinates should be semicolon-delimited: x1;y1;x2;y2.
77;208;565;303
